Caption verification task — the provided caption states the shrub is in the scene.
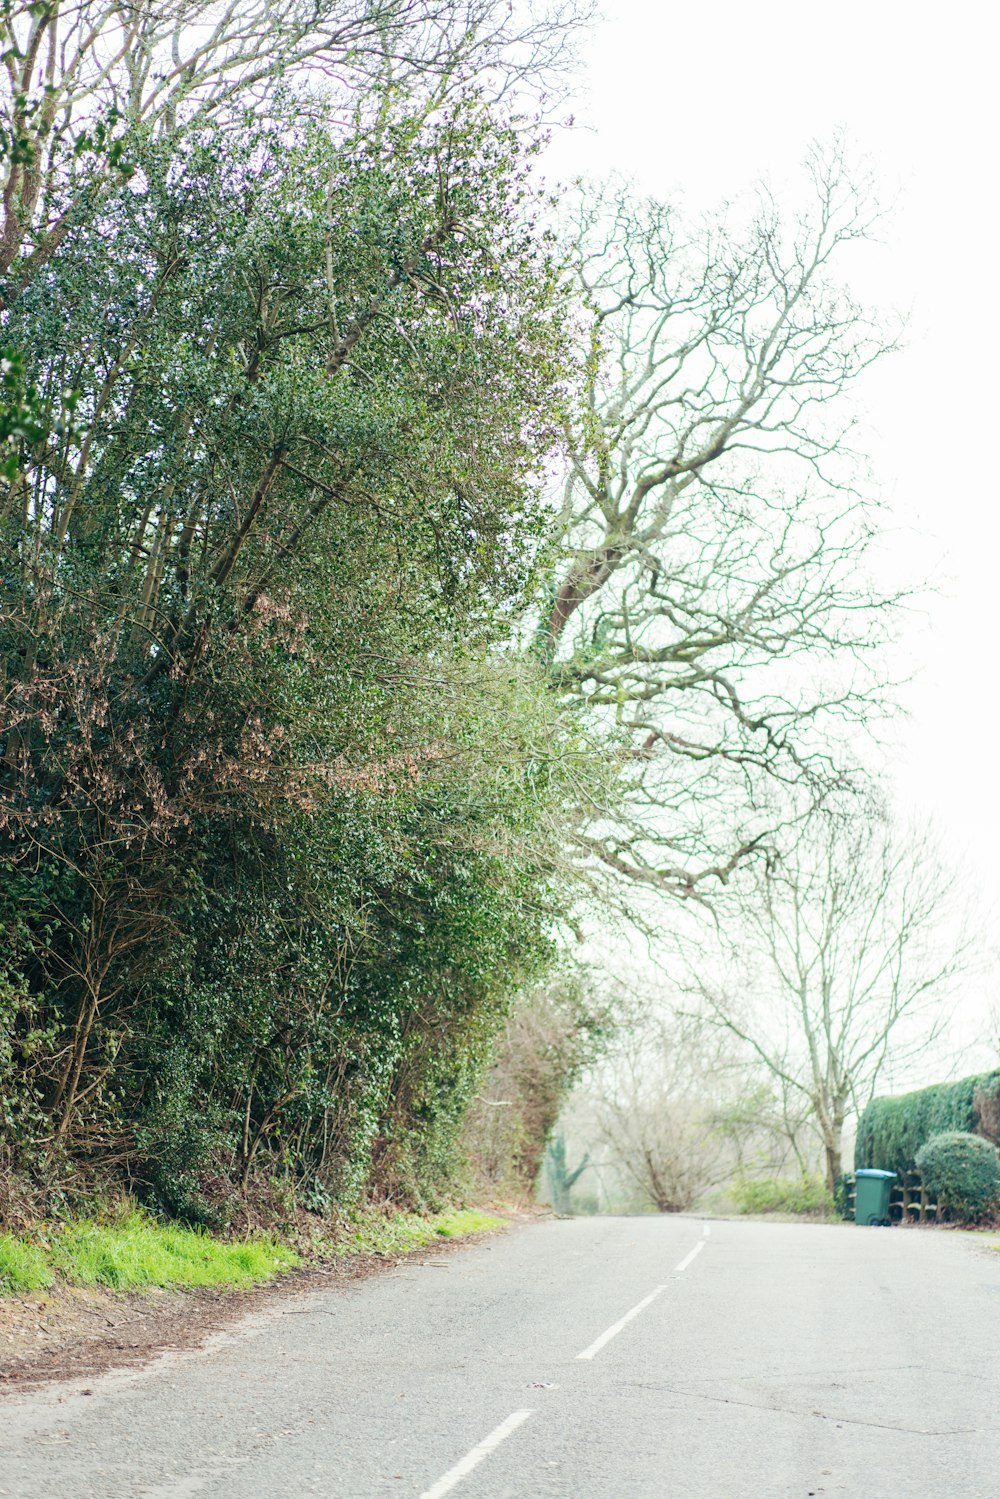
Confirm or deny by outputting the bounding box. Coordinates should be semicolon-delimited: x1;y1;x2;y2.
915;1131;1000;1223
855;1071;1000;1175
0;107;582;1229
832;1172;854;1220
731;1174;833;1217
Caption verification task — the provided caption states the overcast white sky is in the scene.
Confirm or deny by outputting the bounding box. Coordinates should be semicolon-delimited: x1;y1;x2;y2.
543;0;1000;1069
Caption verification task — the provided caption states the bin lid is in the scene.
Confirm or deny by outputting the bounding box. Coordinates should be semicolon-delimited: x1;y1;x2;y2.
855;1168;897;1179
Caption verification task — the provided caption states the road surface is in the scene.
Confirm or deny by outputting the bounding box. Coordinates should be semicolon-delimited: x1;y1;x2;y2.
3;1215;1000;1497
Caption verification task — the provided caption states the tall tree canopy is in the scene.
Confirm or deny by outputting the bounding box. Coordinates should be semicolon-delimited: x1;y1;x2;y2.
0;84;592;1215
0;0;582;300
542;159;895;905
1;0;903;1222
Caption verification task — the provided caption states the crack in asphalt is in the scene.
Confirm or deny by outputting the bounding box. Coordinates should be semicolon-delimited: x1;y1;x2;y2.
672;1361;982;1385
627;1382;981;1437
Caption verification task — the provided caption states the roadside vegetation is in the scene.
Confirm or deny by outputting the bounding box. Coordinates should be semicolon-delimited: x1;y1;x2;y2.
330;1207;507;1258
0;1204;509;1297
856;1072;1000;1177
729;1176;834;1219
0;1210;297;1294
1;0;984;1254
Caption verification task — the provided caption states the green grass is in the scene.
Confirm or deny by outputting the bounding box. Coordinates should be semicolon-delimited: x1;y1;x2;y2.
331;1206;506;1257
0;1203;506;1297
0;1234;55;1293
0;1212;298;1296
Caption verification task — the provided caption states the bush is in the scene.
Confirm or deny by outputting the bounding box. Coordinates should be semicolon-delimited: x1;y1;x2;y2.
914;1132;1000;1223
0;107;584;1229
832;1172;854;1220
731;1174;833;1217
855;1071;1000;1175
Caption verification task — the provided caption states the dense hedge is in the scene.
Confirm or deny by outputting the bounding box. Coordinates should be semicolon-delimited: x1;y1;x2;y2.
915;1132;1000;1222
0;107;588;1227
855;1071;1000;1175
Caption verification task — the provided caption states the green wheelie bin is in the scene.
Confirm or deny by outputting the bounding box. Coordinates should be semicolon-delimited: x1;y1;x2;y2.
854;1168;896;1226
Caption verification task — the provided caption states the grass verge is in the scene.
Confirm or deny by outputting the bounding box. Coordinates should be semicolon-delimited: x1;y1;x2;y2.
0;1212;298;1295
330;1206;506;1258
0;1205;508;1297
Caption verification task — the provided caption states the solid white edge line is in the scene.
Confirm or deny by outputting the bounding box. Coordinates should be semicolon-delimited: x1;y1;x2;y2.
673;1239;705;1275
575;1284;667;1361
418;1409;533;1499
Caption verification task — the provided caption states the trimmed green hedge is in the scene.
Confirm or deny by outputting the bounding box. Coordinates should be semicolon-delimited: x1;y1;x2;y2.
855;1071;1000;1175
915;1132;1000;1222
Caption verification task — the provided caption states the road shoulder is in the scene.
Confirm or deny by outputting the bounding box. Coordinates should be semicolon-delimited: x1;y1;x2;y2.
0;1209;527;1391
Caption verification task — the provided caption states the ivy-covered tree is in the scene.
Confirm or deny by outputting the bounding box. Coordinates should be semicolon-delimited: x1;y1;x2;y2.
0;0;581;304
0;94;591;1215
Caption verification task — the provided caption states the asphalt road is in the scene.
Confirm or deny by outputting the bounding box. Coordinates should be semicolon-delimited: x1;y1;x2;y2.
3;1214;1000;1498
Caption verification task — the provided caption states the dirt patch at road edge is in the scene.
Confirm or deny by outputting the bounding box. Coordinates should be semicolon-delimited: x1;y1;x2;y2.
0;1213;534;1392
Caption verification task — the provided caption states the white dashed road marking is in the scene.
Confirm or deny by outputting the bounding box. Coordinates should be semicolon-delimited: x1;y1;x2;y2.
575;1231;707;1361
418;1410;533;1499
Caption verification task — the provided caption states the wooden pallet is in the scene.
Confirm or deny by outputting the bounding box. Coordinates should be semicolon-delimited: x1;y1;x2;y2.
845;1170;939;1223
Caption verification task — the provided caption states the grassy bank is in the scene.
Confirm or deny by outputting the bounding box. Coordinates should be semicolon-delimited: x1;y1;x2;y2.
331;1207;506;1258
0;1212;299;1295
0;1206;507;1297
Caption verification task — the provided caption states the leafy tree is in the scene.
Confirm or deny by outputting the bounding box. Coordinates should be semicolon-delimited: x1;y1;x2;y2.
0;95;589;1215
0;0;582;303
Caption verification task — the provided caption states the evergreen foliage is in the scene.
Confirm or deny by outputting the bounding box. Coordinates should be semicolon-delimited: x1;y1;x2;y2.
854;1072;1000;1176
914;1131;1000;1223
0;93;593;1222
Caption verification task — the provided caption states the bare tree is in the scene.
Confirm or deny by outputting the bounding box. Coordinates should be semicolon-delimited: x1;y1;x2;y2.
693;812;971;1188
542;152;899;907
582;1002;784;1212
